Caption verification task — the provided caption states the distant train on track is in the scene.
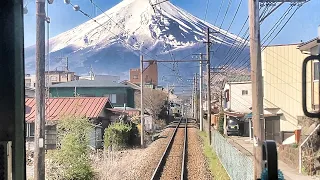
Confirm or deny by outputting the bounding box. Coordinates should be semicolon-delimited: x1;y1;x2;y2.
169;102;182;117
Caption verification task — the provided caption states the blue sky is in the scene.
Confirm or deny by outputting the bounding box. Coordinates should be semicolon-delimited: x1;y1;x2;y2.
23;0;320;47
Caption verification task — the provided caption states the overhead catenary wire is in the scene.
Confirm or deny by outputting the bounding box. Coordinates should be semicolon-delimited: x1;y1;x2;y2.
216;4;294;72
89;0;156;57
214;0;243;53
67;2;157;61
228;4;301;71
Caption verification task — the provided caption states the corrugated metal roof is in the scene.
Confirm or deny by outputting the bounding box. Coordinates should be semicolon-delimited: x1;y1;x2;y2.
106;108;140;116
25;97;112;122
49;79;130;88
120;80;140;90
227;75;251;83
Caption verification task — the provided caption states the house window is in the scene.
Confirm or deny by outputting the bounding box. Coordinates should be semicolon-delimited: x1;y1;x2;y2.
242;90;249;95
225;90;230;102
51;76;57;82
26;123;35;137
104;94;117;104
314;61;319;81
133;75;138;79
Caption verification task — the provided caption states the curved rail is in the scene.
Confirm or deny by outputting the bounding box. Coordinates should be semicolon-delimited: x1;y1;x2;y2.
150;117;187;180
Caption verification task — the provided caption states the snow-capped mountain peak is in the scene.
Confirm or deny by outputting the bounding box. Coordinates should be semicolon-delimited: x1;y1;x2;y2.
48;0;242;54
25;0;248;84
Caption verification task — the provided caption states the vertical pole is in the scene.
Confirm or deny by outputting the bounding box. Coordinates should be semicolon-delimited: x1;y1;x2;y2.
167;83;170;118
193;75;196;119
249;0;264;178
206;27;212;144
66;58;69;82
199;55;203;131
34;0;46;179
195;73;198;122
140;55;145;147
46;1;50;90
191;76;194;118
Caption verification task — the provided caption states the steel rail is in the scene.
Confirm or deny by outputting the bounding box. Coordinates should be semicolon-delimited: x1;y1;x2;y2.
150;117;184;180
180;118;188;180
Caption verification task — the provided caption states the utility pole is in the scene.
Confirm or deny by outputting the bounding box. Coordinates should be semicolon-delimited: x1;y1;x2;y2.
195;73;198;122
199;54;204;131
167;83;170;122
34;0;46;179
140;55;145;147
192;75;196;119
205;27;212;144
249;0;264;178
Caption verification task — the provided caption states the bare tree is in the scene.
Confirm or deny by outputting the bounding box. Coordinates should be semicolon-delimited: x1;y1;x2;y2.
135;88;167;120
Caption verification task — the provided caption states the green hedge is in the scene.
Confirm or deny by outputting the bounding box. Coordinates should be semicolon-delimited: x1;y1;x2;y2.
104;122;133;150
46;116;94;180
218;113;224;134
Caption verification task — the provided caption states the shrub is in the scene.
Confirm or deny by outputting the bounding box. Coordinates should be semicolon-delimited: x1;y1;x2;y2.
104;122;133;150
46;116;94;180
218;113;225;134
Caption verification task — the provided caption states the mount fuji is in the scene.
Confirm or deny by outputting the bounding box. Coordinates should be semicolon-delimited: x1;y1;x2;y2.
24;0;249;86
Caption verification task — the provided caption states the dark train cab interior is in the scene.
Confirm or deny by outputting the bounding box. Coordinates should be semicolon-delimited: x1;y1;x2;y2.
0;1;26;179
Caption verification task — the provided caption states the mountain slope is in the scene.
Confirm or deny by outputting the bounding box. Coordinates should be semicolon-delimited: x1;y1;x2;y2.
25;0;249;84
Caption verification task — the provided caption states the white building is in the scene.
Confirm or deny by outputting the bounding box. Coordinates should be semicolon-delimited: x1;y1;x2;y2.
25;74;36;88
25;87;35;98
223;75;252;113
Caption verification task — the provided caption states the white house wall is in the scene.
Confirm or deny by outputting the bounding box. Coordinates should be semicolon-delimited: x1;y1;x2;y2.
229;82;252;113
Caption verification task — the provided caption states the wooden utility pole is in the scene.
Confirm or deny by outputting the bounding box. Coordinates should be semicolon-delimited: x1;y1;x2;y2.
249;0;265;178
199;54;204;131
34;0;46;179
195;73;198;122
206;27;212;144
140;55;145;147
191;76;194;118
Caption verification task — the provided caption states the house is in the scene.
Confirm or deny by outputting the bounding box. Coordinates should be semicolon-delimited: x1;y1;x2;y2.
25;74;36;88
49;79;135;108
261;39;319;142
25;97;115;150
25;87;35;97
129;60;158;86
46;70;79;85
25;70;79;88
223;75;252;113
222;75;252;136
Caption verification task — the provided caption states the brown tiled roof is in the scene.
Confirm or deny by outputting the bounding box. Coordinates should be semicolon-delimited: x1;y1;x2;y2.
106;108;140;116
25;97;112;122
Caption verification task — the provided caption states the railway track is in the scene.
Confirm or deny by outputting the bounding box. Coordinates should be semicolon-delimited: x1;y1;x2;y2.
150;118;189;180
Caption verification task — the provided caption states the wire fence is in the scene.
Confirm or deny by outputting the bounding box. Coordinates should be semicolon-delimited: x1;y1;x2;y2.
211;129;254;180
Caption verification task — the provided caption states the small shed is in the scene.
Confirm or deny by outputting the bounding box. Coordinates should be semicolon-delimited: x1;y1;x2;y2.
25;97;113;150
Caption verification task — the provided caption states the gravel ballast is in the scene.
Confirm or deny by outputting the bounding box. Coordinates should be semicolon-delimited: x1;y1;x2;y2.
93;128;175;180
159;128;185;180
187;128;213;180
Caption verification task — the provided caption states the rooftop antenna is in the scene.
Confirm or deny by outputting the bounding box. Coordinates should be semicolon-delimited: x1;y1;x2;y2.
89;65;94;80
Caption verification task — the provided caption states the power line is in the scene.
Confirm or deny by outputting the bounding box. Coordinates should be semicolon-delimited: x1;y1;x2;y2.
67;3;155;60
204;0;211;22
214;0;243;53
214;0;226;26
